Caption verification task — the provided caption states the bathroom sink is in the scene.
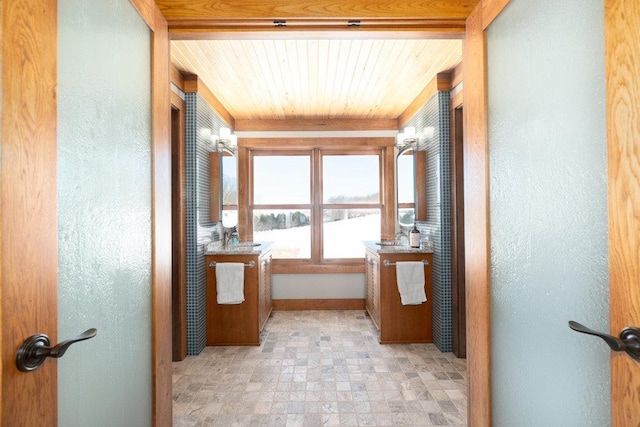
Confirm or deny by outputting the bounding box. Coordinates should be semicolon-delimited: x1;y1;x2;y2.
375;241;398;246
229;242;261;248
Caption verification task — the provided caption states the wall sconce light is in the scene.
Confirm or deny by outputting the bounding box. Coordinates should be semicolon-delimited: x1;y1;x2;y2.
200;127;237;151
395;126;434;148
396;126;417;148
200;127;213;139
217;127;237;150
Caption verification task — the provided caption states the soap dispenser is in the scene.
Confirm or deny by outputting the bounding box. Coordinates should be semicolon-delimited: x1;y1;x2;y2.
409;223;420;248
230;226;239;245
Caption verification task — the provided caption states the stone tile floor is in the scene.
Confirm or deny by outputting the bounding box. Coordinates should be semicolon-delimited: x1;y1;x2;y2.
173;310;467;426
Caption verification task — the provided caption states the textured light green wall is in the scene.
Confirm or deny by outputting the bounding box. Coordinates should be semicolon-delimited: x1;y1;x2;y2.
57;0;152;425
487;0;609;425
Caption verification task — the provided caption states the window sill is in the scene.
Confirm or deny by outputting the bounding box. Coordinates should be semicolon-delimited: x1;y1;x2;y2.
272;262;365;274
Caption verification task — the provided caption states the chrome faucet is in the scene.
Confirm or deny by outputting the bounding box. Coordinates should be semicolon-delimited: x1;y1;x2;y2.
223;227;239;247
395;230;408;246
223;229;232;248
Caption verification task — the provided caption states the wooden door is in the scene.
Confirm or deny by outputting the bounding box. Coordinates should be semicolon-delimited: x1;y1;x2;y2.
2;1;172;425
1;1;59;424
605;0;640;424
464;0;640;424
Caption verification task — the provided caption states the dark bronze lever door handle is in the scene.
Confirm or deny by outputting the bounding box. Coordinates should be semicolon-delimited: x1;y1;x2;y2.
569;321;640;362
16;328;97;372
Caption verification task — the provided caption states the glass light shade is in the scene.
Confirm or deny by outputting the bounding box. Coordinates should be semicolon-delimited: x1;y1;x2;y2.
219;127;231;139
216;127;237;150
404;126;416;138
396;126;418;147
226;134;237;148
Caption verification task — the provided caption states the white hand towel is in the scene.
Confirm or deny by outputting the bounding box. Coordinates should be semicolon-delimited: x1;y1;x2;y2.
216;263;245;304
395;261;427;305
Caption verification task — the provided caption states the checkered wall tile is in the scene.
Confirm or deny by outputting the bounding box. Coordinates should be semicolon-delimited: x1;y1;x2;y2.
405;91;452;352
185;93;225;355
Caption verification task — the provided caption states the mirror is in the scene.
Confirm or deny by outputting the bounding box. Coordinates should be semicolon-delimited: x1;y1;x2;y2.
210;148;238;227
396;147;416;228
209;151;221;223
220;149;238;227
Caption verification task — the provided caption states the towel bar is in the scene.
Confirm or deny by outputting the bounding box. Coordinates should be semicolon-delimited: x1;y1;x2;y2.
383;259;429;267
209;260;255;268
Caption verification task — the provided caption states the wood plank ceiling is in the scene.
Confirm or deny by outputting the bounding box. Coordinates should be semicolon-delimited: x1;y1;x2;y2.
161;0;472;121
171;39;462;120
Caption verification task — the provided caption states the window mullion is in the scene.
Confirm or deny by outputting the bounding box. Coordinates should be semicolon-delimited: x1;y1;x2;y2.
311;149;323;263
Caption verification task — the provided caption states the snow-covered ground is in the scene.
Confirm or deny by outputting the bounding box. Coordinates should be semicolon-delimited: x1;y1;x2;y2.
254;213;380;259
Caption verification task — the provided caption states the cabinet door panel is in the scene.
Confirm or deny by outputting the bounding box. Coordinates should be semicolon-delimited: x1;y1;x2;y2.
206;254;260;345
378;253;432;344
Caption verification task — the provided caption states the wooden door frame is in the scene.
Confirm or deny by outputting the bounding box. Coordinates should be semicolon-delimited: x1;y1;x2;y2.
463;4;493;425
170;91;188;362
14;1;630;426
605;0;640;425
128;1;173;425
151;0;640;425
154;0;510;425
466;1;640;426
450;104;466;359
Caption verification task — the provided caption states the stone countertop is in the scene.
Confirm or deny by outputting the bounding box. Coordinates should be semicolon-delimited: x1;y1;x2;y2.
205;241;274;255
362;240;433;254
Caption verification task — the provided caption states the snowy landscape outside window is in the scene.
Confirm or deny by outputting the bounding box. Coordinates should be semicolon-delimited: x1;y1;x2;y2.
251;149;381;263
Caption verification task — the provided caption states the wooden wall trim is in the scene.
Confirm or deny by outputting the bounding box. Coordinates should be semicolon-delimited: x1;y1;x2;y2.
183;74;235;127
170;91;187;362
235;118;398;131
155;0;479;26
450;62;463;89
238;137;394;149
463;0;511;425
450;90;464;110
482;0;511;29
463;3;490;426
398;72;452;127
129;0;173;425
170;28;465;41
1;0;3;416
450;106;466;358
170;63;185;91
271;263;365;274
157;0;474;41
273;299;365;311
151;9;173;426
237;146;251;242
382;146;396;241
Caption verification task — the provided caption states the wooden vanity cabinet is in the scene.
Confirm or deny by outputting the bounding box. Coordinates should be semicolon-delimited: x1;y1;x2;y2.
365;247;433;344
205;248;272;345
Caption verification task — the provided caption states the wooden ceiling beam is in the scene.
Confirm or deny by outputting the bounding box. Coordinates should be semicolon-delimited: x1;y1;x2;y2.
155;0;480;22
183;75;235;127
235;118;398;132
156;1;477;37
169;27;465;41
166;19;466;40
398;72;453;127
